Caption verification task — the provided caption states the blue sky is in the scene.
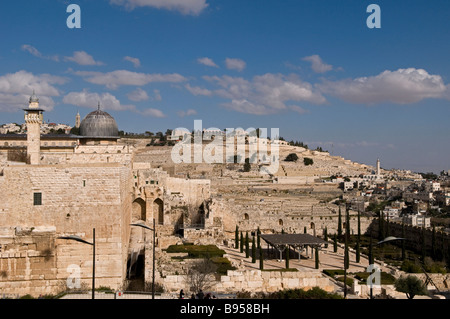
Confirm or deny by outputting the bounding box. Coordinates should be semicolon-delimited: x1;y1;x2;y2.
0;0;449;173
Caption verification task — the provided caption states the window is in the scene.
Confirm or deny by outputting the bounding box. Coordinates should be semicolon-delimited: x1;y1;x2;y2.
33;192;42;206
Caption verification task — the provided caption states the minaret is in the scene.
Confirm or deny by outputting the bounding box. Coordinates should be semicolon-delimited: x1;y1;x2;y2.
376;158;381;176
24;91;44;165
75;111;81;129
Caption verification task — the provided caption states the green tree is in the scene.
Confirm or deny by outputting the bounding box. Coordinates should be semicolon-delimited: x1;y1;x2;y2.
243;158;251;172
432;225;437;260
303;157;314;166
284;153;298;162
368;236;374;265
251;236;256;263
394;276;428;299
323;227;328;249
257;227;261;250
259;246;264;270
240;232;244;253
356;212;361;263
315;247;320;269
235;226;239;249
337;207;342;238
401;222;406;261
285;246;290;269
421;227;427;262
245;232;250;258
378;211;384;240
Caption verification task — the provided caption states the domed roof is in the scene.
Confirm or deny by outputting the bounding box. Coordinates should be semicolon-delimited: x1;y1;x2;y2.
79;108;119;138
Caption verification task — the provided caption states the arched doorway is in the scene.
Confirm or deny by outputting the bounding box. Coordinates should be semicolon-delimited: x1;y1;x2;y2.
154;198;164;225
132;198;146;222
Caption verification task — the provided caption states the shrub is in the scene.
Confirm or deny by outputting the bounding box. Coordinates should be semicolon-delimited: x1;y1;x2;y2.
303;157;314;166
284;153;298;162
265;287;342;299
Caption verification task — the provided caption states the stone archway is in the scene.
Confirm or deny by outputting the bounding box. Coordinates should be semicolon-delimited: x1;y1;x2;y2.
153;198;164;225
132;198;146;222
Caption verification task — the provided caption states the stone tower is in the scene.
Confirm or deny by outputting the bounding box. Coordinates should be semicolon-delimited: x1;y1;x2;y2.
376;158;380;176
75;111;81;129
24;91;44;165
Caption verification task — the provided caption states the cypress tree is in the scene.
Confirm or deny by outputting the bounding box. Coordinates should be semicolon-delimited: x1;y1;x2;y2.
344;232;349;270
379;211;384;240
315;247;320;269
401;222;406;261
357;212;361;242
421;226;426;263
345;207;351;243
337;206;342;238
257;227;261;250
324;227;328;248
235;226;239;249
386;213;390;237
369;236;374;265
432;225;436;260
245;232;250;258
252;236;256;263
356;237;360;263
240;232;244;253
344;207;350;269
285;246;290;269
259;246;264;270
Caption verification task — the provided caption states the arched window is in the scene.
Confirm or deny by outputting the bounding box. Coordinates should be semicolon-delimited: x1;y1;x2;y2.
279;219;283;226
244;213;249;220
154;198;164;225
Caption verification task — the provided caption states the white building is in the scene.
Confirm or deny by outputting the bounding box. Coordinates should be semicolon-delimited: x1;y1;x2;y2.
425;181;440;192
403;214;431;228
383;206;400;219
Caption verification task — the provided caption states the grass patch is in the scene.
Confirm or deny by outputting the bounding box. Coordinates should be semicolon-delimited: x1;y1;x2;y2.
166;244;225;259
211;256;236;275
262;268;299;272
353;272;396;285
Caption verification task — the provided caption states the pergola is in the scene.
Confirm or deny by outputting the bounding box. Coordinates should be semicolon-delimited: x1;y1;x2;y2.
260;234;328;262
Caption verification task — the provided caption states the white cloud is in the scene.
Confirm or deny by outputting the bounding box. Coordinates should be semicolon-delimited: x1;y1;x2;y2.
63;90;135;111
225;58;246;72
153;89;162;101
110;0;209;15
185;84;213;96
64;51;104;66
289;105;309;115
21;44;59;62
124;56;141;68
319;68;448;104
0;70;66;112
197;57;219;68
73;70;187;89
177;109;197;117
127;88;149;102
302;55;333;73
138;108;166;118
195;73;326;115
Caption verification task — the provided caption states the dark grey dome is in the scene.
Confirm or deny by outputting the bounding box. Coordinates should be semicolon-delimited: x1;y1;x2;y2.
79;109;119;138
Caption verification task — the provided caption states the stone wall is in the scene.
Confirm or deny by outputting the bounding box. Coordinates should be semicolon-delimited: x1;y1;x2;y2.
161;269;334;294
0;163;133;297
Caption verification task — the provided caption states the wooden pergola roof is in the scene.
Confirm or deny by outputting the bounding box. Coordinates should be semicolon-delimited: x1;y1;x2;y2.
260;233;327;249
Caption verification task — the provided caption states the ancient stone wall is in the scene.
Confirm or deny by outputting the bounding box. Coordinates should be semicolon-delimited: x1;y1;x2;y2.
0;163;133;296
161;269;334;294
